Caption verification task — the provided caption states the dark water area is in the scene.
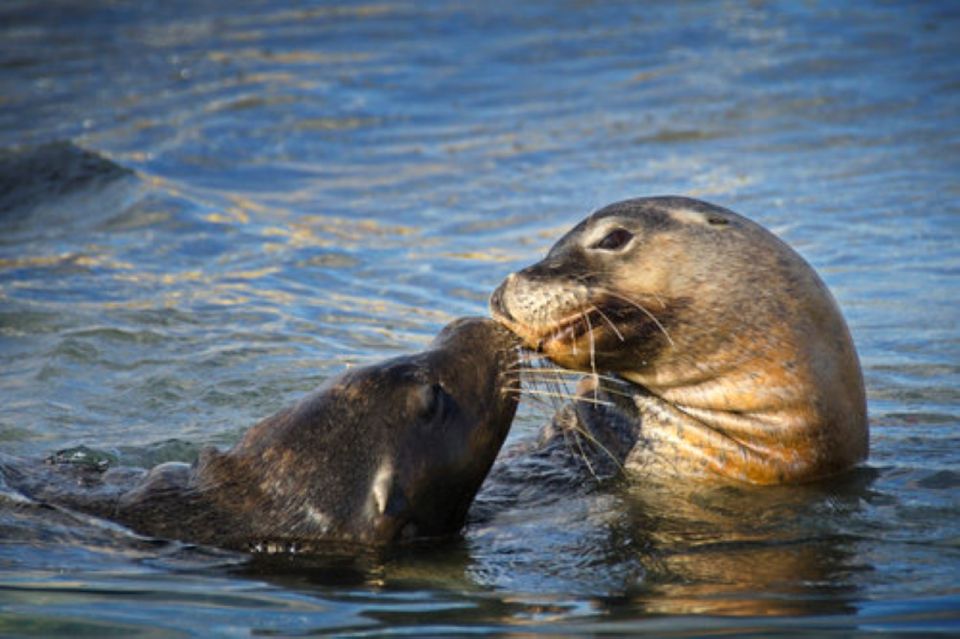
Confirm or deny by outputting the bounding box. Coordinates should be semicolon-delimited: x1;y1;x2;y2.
1;0;958;636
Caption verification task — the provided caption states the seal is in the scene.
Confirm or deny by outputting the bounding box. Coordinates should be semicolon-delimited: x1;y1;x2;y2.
489;196;867;484
5;317;520;549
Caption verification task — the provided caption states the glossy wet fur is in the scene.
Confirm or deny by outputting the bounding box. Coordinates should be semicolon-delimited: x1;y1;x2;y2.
6;317;520;549
491;196;868;484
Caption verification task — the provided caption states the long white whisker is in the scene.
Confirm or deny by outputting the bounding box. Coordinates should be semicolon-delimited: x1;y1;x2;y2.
592;305;625;342
509;388;613;407
584;311;599;405
510;363;626;384
573;427;597;479
569;421;626;474
600;289;675;348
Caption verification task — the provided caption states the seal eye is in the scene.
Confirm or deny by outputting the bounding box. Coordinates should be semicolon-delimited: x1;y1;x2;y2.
591;228;634;251
417;382;448;420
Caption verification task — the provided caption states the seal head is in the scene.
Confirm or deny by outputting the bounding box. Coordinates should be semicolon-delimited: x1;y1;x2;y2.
491;196;867;484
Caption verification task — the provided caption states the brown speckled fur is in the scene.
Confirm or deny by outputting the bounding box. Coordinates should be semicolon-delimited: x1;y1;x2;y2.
491;196;867;485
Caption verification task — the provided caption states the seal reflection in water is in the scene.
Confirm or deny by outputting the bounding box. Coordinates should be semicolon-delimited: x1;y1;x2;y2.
10;318;519;550
490;196;867;484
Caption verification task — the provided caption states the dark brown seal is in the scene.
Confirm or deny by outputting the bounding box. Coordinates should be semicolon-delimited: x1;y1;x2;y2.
490;196;867;484
6;317;520;549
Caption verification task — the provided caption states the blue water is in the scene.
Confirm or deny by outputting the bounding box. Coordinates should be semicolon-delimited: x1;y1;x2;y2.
1;0;958;636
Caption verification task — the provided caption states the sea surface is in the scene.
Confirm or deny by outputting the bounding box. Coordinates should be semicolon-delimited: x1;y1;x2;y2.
1;1;958;636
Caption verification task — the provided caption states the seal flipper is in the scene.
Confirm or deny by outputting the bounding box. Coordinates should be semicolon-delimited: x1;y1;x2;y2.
535;376;641;480
116;461;194;509
0;451;146;518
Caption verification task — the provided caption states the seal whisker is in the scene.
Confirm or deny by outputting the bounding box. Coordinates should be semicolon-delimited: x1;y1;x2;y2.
504;387;613;407
512;380;637;402
508;352;579;412
584;311;600;405
509;366;581;374
557;420;581;473
503;388;567;410
571;426;598;479
591;305;625;342
509;356;639;402
597;288;675;348
555;409;600;479
568;421;625;475
510;365;628;386
546;359;573;412
511;362;640;403
554;408;625;478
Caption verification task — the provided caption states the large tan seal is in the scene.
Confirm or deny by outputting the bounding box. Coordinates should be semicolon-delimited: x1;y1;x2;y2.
490;196;867;484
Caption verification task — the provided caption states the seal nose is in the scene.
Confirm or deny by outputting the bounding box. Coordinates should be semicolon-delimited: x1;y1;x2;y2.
489;274;515;322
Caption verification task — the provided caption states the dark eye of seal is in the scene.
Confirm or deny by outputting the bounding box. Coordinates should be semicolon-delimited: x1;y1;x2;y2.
418;382;448;420
591;227;634;251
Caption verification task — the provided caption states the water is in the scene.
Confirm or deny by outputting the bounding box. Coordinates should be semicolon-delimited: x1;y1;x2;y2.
1;0;958;635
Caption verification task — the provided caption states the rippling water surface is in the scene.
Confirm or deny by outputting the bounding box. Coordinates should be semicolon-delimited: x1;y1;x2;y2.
1;1;958;636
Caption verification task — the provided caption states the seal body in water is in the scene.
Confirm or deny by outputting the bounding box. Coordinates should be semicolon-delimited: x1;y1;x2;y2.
4;317;520;549
490;196;867;484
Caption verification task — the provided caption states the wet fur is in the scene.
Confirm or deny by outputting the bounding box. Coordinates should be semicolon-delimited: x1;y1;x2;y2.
491;196;868;484
3;318;521;550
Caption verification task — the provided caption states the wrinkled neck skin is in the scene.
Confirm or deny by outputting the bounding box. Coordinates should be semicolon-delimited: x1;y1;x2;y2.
571;321;863;486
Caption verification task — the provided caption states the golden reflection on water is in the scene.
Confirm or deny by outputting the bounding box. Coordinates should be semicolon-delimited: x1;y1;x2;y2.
226;3;397;28
0;253;134;273
440;250;518;262
623;479;863;617
644;542;853;616
223;193;271;217
324;291;452;324
206;49;376;66
257;216;423;251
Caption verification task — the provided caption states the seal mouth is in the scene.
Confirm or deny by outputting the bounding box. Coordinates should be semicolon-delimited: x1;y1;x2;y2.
535;308;603;352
